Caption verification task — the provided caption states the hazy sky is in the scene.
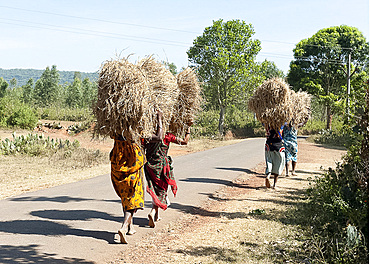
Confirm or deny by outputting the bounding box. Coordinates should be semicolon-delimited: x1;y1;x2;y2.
0;0;369;74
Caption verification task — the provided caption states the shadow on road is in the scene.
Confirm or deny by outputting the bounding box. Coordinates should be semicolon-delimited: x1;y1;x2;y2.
170;202;248;220
0;244;94;264
9;195;120;204
0;219;116;243
215;167;259;175
30;209;123;223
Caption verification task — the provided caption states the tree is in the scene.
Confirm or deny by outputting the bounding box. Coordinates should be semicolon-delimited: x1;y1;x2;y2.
21;78;34;104
259;59;285;79
65;75;83;108
81;78;97;108
287;25;369;129
33;65;61;106
162;61;178;75
0;78;9;98
187;19;262;135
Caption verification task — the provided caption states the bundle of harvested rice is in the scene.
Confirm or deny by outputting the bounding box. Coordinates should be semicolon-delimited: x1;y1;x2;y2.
137;56;179;133
93;57;154;143
290;91;311;126
170;67;202;136
248;77;294;131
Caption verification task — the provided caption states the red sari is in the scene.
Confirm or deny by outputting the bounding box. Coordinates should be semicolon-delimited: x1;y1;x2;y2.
144;133;178;210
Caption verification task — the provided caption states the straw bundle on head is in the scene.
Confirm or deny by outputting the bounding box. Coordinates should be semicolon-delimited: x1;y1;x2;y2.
93;57;154;144
290;91;311;127
248;77;294;131
137;56;179;133
170;67;202;136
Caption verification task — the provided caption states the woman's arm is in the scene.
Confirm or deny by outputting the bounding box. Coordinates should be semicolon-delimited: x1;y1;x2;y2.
175;126;191;145
148;111;164;142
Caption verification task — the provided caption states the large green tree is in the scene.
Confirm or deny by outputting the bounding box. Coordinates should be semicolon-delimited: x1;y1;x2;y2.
187;19;262;135
287;25;369;129
33;65;61;107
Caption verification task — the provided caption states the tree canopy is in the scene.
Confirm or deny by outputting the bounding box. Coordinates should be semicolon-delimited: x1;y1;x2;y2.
287;25;369;129
187;19;262;134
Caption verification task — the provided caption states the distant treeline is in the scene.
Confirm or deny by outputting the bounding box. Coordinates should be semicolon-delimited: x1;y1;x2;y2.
0;68;98;86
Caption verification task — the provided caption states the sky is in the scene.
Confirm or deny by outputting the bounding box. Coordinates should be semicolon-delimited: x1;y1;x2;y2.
0;0;369;75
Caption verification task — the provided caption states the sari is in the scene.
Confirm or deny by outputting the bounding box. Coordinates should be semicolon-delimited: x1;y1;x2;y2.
110;136;145;211
283;125;298;162
144;133;178;210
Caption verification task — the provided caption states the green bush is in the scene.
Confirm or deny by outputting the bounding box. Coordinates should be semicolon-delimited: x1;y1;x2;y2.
0;97;38;129
6;105;38;129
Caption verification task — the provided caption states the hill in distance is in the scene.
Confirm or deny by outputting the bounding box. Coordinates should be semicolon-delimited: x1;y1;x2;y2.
0;68;99;86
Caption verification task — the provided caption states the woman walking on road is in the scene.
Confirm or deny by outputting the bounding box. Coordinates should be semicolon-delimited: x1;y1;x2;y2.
282;122;298;176
143;119;192;228
110;134;146;244
264;125;285;189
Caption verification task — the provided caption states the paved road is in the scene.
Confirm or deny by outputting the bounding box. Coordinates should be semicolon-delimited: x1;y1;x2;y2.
0;138;265;263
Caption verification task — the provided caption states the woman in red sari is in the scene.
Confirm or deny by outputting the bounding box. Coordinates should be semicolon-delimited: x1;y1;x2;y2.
143;119;192;228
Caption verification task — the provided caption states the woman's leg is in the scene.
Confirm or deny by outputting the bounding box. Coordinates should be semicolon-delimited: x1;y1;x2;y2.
292;161;297;175
148;205;158;228
118;210;134;243
272;173;278;188
285;161;290;176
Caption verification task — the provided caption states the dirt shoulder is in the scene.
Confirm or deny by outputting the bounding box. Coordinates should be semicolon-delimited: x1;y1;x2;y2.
109;140;346;264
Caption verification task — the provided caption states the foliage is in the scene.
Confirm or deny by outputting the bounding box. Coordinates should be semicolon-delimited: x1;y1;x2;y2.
300;88;369;263
36;107;94;122
287;25;369;129
258;59;285;79
0;68;98;87
33;65;61;107
0;132;80;156
194;108;263;137
0;96;38;129
0;77;9;98
187;19;263;135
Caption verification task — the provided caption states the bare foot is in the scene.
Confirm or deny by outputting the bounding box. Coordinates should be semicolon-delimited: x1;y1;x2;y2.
291;172;297;176
127;226;136;235
118;229;128;244
148;213;155;228
265;178;271;188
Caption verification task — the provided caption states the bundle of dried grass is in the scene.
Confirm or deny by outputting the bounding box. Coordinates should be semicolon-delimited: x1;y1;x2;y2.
248;77;311;130
137;56;179;133
290;91;311;127
248;77;294;131
170;67;202;136
93;57;154;144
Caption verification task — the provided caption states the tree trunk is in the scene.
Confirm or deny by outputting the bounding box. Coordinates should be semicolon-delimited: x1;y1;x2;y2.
326;105;333;130
218;105;225;136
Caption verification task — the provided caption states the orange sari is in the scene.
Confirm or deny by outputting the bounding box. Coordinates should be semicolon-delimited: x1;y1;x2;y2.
110;137;146;211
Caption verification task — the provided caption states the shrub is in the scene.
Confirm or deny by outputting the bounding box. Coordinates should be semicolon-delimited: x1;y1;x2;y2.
0;97;38;129
0;133;80;156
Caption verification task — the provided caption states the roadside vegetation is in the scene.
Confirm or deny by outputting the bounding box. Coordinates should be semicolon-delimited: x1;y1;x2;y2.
0;22;368;263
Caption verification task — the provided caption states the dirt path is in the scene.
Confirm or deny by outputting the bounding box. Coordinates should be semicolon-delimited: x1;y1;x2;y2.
109;140;346;264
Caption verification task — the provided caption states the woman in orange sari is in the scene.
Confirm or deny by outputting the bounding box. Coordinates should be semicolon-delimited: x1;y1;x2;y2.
110;134;146;244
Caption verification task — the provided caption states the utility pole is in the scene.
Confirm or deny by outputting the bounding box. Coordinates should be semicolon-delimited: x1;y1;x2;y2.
342;52;357;122
346;53;351;119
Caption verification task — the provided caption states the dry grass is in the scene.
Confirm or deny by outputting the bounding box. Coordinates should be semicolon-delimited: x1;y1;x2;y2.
94;56;154;143
170;67;203;137
0;151;109;200
248;77;311;130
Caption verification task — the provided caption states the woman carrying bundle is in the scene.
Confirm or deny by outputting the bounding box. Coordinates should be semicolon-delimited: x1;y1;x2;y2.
143;118;193;228
282;122;298;176
110;134;146;244
264;125;285;189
